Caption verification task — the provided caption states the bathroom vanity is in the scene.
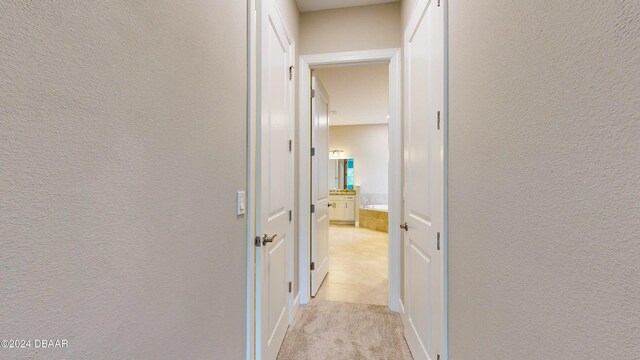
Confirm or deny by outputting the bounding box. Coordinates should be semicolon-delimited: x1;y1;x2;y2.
328;157;358;225
329;191;357;224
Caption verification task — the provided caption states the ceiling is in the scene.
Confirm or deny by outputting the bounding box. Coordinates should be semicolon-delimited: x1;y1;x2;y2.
295;0;399;13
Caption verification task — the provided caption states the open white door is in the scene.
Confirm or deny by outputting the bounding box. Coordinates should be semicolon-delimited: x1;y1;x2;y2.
256;0;293;359
402;0;445;359
310;73;330;297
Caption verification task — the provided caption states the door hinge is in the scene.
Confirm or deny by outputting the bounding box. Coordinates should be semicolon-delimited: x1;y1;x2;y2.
311;147;316;156
437;111;441;130
288;281;292;293
289;139;292;152
437;355;441;360
289;210;292;222
311;204;315;213
437;0;440;7
311;89;316;98
437;232;441;250
289;65;294;80
310;262;315;271
255;236;262;247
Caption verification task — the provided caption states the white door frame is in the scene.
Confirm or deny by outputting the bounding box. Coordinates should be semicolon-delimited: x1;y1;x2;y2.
298;49;402;312
246;0;296;358
246;0;256;358
443;3;449;358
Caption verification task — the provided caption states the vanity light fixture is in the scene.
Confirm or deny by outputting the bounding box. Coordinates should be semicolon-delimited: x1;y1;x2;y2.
329;149;346;159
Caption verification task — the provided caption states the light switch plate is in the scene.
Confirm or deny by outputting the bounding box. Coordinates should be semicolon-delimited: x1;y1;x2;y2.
237;191;246;216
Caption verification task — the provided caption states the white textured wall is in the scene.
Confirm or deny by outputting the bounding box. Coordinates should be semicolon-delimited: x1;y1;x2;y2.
448;1;640;359
315;64;389;126
300;2;401;55
329;125;389;201
0;2;247;359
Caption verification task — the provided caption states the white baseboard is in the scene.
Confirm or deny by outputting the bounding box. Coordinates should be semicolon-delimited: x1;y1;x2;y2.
398;298;407;327
291;292;300;323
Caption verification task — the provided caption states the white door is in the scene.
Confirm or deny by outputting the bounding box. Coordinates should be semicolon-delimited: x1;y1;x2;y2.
402;0;445;359
256;0;293;359
310;73;330;297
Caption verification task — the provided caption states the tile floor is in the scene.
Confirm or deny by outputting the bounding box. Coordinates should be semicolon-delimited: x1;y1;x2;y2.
314;225;388;306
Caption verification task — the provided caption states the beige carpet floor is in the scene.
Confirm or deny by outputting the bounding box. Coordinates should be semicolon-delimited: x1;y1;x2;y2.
277;300;413;360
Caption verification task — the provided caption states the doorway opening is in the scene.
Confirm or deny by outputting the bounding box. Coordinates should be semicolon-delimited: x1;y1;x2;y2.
313;64;391;306
298;49;402;312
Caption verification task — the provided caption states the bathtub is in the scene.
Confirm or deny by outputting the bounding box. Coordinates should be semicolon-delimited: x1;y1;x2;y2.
359;204;389;233
364;204;388;212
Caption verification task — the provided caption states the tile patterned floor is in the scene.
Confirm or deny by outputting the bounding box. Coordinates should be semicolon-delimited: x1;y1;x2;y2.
314;225;388;306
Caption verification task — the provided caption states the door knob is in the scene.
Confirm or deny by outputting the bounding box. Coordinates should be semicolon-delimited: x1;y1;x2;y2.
262;234;277;246
400;222;409;231
328;203;333;207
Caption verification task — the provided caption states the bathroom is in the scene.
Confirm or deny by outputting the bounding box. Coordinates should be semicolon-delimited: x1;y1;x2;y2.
314;63;390;306
328;125;389;233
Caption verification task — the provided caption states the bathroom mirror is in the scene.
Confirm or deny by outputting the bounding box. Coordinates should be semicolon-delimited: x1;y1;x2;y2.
329;158;354;190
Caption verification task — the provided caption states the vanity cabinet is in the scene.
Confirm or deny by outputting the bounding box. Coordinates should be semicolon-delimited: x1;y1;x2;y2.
329;194;356;223
344;200;355;221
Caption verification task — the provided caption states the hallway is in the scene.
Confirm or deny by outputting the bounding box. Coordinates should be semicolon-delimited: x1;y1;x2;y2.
276;225;404;359
2;1;638;359
276;300;412;360
315;225;388;306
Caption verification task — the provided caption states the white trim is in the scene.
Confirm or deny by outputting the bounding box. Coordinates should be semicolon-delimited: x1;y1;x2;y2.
298;49;402;312
443;1;450;359
298;54;312;305
287;41;297;326
387;49;402;313
246;0;257;359
291;292;300;322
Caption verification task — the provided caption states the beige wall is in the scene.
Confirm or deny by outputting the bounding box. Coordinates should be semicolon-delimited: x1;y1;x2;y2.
0;2;247;359
448;1;640;359
329;124;390;200
315;64;389;126
300;2;401;55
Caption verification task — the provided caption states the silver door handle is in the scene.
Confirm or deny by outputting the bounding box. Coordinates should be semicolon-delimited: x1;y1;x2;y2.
262;234;277;246
400;222;408;231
